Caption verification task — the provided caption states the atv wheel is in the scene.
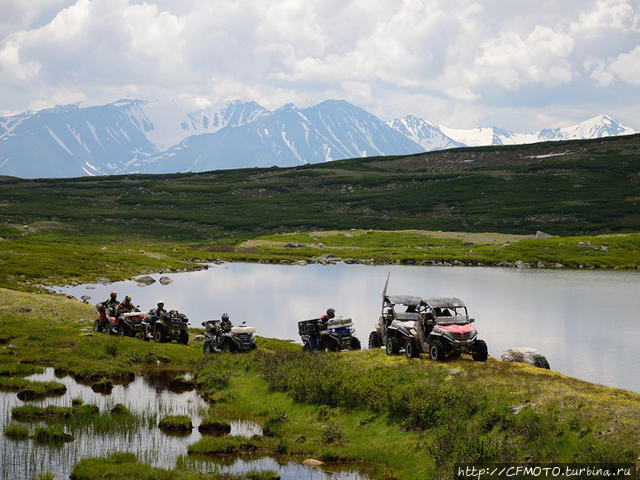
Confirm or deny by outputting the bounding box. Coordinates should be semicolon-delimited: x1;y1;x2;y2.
472;340;488;362
153;328;164;343
385;338;399;355
429;340;445;361
138;330;149;342
405;339;419;359
368;331;380;349
179;330;189;345
302;342;311;352
350;337;361;350
93;319;102;333
203;342;213;355
222;340;237;353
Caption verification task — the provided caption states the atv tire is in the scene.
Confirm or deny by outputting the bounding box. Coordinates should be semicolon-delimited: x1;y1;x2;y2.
222;339;237;353
302;342;311;352
472;340;488;362
93;319;102;333
429;339;445;361
368;331;380;349
179;330;189;345
405;339;419;359
350;337;361;350
153;328;165;343
138;329;149;342
385;338;399;355
203;342;213;355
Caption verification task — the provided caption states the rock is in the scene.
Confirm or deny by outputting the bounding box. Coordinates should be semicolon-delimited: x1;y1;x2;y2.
501;347;550;369
159;276;173;285
82;333;94;337
293;260;307;266
18;307;32;313
462;242;474;246
497;261;511;267
534;231;553;239
80;295;91;303
193;335;205;342
135;275;156;286
91;380;113;394
601;246;608;253
86;285;95;290
509;402;537;414
453;260;464;266
284;243;304;248
95;277;110;284
514;260;530;269
302;459;324;467
553;263;564;268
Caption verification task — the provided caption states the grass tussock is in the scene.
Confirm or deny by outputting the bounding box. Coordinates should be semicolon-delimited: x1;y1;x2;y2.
3;423;29;440
158;415;193;434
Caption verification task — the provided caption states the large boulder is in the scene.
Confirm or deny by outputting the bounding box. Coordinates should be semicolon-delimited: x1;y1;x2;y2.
501;347;550;369
135;275;156;287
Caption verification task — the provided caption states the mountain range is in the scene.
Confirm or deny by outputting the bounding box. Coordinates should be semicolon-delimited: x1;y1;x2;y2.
0;99;635;178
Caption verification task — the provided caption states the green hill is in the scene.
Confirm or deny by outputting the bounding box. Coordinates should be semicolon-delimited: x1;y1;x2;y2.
1;134;639;241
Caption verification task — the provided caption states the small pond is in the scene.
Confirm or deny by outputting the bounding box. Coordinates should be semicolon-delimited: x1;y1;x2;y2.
53;262;640;392
0;368;265;480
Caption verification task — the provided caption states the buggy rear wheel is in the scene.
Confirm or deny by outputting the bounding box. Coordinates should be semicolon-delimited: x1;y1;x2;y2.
368;331;380;349
385;338;399;355
472;340;488;362
405;339;419;359
429;339;445;361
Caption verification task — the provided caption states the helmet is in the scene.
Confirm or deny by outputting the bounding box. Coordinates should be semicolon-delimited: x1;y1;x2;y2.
326;308;335;318
110;291;117;299
157;302;164;308
125;295;132;302
221;313;229;321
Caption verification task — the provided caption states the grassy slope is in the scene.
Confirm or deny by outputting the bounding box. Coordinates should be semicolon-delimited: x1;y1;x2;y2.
1;288;639;479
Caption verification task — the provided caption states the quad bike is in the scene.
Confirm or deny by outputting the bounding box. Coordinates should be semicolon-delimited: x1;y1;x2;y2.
369;276;487;361
116;311;149;337
142;310;189;345
201;320;257;353
299;317;361;352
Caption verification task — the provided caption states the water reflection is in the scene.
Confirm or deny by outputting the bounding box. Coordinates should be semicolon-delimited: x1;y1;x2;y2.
184;455;368;480
0;369;261;480
53;263;640;392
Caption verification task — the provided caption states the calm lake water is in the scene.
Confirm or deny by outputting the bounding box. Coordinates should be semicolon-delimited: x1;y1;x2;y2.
53;263;640;393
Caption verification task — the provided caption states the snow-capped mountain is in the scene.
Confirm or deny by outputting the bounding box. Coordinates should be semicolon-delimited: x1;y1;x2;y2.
386;115;464;151
538;114;635;141
138;100;424;173
0;98;636;179
142;100;270;149
0;99;156;178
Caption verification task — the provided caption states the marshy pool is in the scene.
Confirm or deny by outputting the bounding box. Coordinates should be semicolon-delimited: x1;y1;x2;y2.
54;262;640;392
0;368;273;479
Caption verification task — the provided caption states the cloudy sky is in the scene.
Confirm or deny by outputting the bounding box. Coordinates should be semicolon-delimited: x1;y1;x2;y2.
1;0;639;130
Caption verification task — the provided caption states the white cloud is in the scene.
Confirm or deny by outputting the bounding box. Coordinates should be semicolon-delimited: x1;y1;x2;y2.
570;0;639;37
587;45;640;86
473;26;574;89
0;0;638;129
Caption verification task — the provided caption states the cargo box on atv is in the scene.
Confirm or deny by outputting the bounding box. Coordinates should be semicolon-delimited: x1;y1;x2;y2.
298;319;320;336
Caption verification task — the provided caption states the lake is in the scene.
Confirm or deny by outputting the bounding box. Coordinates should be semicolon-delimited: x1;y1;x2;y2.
53;263;640;393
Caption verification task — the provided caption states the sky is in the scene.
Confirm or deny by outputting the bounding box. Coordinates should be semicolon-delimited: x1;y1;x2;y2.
0;0;639;130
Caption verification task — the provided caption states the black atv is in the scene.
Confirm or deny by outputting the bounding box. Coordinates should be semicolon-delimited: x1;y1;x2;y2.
201;320;257;353
298;317;361;352
146;310;189;345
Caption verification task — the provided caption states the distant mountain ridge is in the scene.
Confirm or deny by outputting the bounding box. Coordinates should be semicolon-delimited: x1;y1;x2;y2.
0;99;635;178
